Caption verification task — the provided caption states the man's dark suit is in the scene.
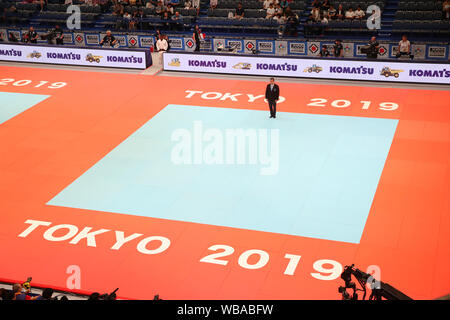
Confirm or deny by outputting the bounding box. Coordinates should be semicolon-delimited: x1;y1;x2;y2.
265;83;280;118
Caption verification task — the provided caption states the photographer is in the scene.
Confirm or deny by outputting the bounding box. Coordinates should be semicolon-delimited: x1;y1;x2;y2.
362;36;379;59
46;25;64;45
23;26;38;43
319;45;330;57
100;30;117;47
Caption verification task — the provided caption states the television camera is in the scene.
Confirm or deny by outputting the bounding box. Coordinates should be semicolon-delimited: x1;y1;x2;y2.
339;264;413;300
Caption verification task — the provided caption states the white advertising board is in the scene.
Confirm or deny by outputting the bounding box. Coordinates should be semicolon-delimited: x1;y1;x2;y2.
0;44;149;69
163;52;450;84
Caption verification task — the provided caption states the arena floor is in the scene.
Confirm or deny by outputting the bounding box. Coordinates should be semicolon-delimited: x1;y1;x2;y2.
0;63;449;300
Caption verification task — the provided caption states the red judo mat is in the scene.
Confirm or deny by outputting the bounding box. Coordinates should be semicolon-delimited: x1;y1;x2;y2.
0;65;449;299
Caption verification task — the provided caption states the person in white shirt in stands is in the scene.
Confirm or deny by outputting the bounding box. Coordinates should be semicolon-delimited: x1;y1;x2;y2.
345;7;355;20
396;34;414;59
311;7;320;21
192;0;200;15
266;3;275;19
156;34;168;65
354;6;365;20
263;0;272;10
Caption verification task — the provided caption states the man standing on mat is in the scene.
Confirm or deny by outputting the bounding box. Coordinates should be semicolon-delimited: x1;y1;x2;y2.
265;77;280;118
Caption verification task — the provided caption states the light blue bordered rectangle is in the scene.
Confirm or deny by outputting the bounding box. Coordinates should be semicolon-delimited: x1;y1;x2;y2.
48;105;398;243
0;92;49;125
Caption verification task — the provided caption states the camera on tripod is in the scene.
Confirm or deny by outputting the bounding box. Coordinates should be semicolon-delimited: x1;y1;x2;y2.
360;45;371;54
338;264;413;300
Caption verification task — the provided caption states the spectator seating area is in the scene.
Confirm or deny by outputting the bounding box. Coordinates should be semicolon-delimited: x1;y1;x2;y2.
306;0;386;39
0;0;449;41
392;0;450;39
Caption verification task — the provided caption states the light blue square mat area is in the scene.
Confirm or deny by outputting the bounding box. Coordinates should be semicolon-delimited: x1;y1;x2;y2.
48;105;398;243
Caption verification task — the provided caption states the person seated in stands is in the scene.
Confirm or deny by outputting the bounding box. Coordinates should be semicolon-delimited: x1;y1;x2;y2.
274;3;282;16
279;0;288;11
320;13;329;24
333;39;343;57
304;14;316;36
100;30;117;46
23;26;39;43
266;3;275;19
273;12;286;24
354;5;365;20
262;0;272;10
114;15;124;30
39;0;47;12
161;11;171;29
311;7;320;22
311;0;321;9
129;10;139;30
166;3;174;15
321;0;330;11
396;34;414;59
368;8;380;26
5;4;18;25
345;7;355;20
135;8;146;29
8;5;17;14
319;45;330;57
171;11;183;31
98;0;110;13
284;8;299;36
154;1;164;16
328;4;336;19
210;0;218;10
5;5;18;25
443;0;450;19
168;0;180;7
191;0;200;16
113;3;124;15
234;2;245;20
123;11;133;30
145;0;154;8
276;13;287;36
335;4;344;20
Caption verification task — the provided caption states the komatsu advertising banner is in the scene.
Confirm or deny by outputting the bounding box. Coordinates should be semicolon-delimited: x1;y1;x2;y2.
0;43;150;69
163;52;450;84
